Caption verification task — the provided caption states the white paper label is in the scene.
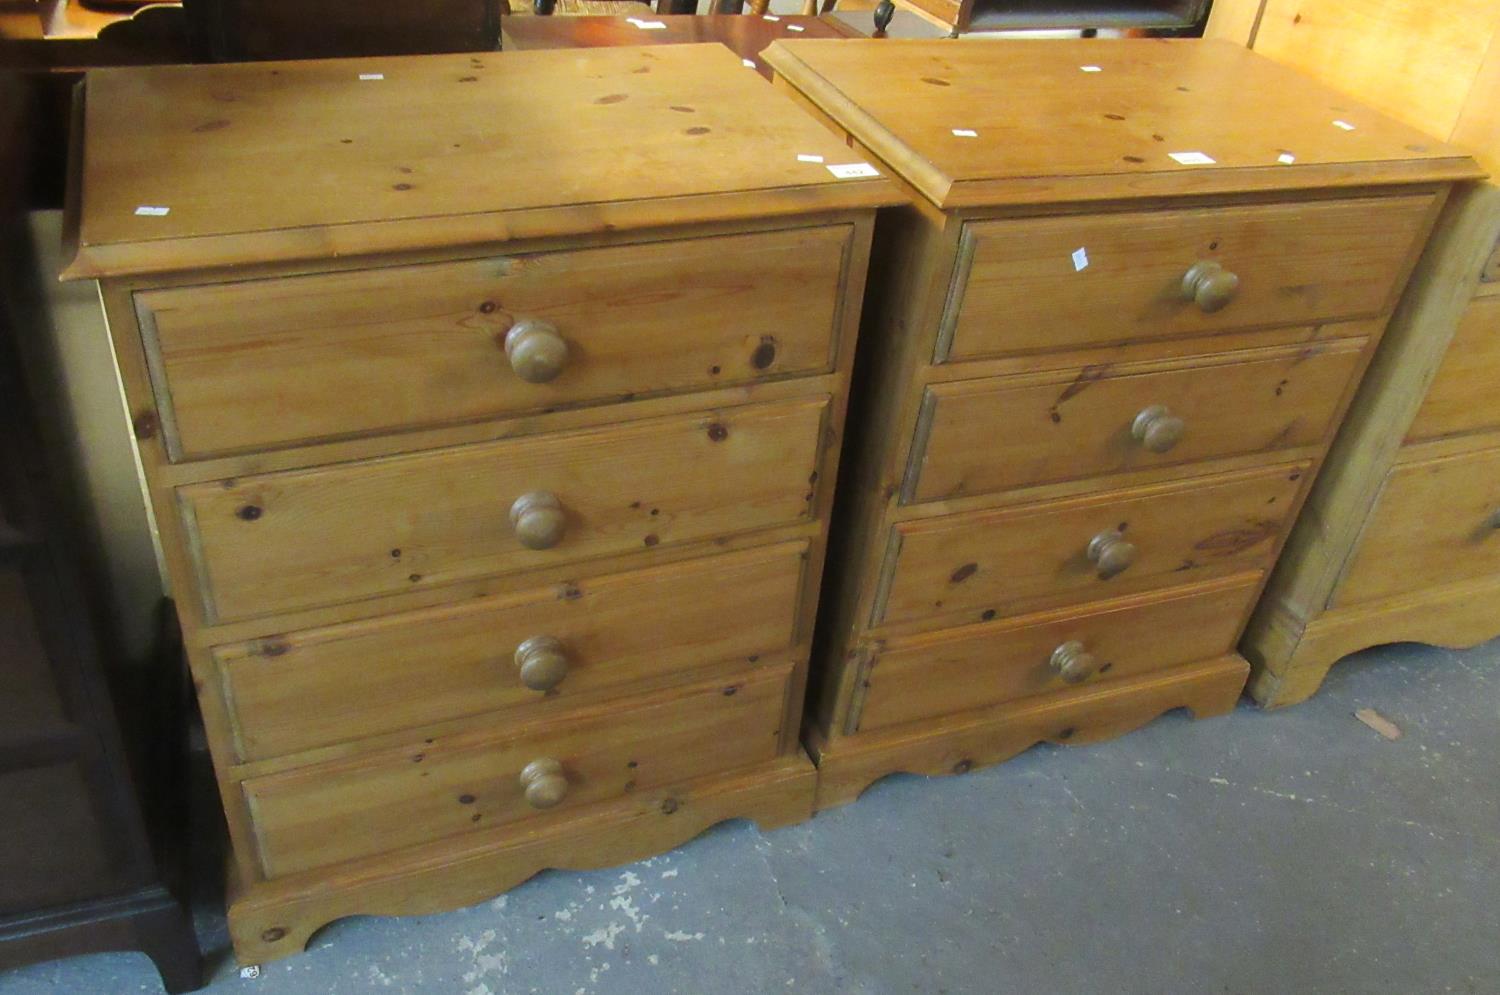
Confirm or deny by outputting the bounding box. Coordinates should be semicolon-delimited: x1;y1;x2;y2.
762;12;779;19
797;154;825;163
951;128;979;138
1277;152;1296;164
627;17;666;27
1168;151;1216;165
1071;247;1089;272
1080;65;1103;73
827;162;880;179
239;966;261;979
742;59;757;68
358;73;384;81
134;206;170;216
787;23;805;31
1332;119;1356;131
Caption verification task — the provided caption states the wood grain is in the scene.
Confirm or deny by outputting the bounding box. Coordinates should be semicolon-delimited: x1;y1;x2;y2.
856;574;1259;733
136;225;852;458
178;397;827;621
762;39;1480;209
63;45;894;279
940;196;1433;361
216;542;807;762
877;463;1306;631
906;340;1363;503
1404;295;1500;441
1332;442;1500;607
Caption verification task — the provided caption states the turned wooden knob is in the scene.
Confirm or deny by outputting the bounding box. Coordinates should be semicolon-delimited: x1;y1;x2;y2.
509;491;566;550
1050;640;1101;684
504;319;569;384
1181;260;1240;313
1087;528;1137;580
514;635;569;691
1132;404;1186;453
519;758;568;808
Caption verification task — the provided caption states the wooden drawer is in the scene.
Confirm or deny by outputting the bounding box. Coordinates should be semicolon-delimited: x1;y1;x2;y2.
1406;296;1500;442
216;543;807;762
1335;444;1500;607
179;397;827;622
241;663;790;877
135;226;851;459
904;340;1362;503
857;575;1258;733
938;195;1433;362
876;463;1305;629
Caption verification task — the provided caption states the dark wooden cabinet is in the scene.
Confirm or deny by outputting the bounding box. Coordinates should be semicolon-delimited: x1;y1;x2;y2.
0;73;201;993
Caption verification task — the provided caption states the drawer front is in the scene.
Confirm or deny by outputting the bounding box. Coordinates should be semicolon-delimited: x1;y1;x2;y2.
136;226;851;458
180;397;827;621
242;664;789;877
217;543;806;762
906;341;1362;503
1336;444;1500;607
858;575;1259;733
940;195;1432;362
878;464;1305;628
1406;296;1500;442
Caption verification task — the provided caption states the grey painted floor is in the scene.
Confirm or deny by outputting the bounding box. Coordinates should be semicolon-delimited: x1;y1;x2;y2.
4;639;1497;995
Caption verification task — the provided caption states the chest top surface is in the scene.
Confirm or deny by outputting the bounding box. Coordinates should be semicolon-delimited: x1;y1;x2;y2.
64;43;893;279
762;38;1483;209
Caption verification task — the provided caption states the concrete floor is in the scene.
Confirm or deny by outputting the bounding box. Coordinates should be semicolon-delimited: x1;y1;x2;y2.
3;639;1496;994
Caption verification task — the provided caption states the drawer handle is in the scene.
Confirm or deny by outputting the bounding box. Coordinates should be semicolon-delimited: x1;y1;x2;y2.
509;491;566;550
1087;528;1137;580
1181;260;1240;313
519;757;569;809
515;635;570;692
1131;405;1186;454
1050;640;1101;685
504;318;569;384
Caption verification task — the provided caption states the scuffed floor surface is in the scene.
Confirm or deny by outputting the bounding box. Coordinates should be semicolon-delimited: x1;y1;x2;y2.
3;639;1497;994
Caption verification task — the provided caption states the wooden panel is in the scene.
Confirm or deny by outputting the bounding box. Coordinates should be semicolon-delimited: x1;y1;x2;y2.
217;543;806;762
907;340;1363;502
1335;444;1500;606
1406;296;1500;441
242;664;790;877
878;464;1306;628
65;46;892;279
942;195;1432;361
179;397;827;622
1249;0;1500;148
761;39;1478;209
0;763;115;914
858;575;1258;732
136;226;851;458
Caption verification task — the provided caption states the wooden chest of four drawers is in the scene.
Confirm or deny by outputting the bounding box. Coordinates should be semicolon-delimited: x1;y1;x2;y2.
62;45;892;962
62;37;1478;963
763;38;1477;808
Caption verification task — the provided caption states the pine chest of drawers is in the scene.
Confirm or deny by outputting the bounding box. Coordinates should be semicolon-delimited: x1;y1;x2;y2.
763;38;1479;808
62;45;891;961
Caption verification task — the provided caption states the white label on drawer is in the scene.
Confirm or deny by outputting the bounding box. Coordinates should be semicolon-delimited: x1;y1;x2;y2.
1277;152;1297;164
763;12;780;19
1071;247;1089;272
952;128;979;138
1080;65;1103;72
787;23;805;30
134;205;170;216
628;17;667;28
797;154;825;163
743;59;757;68
1332;119;1356;131
1168;151;1216;165
358;73;384;81
827;162;880;179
